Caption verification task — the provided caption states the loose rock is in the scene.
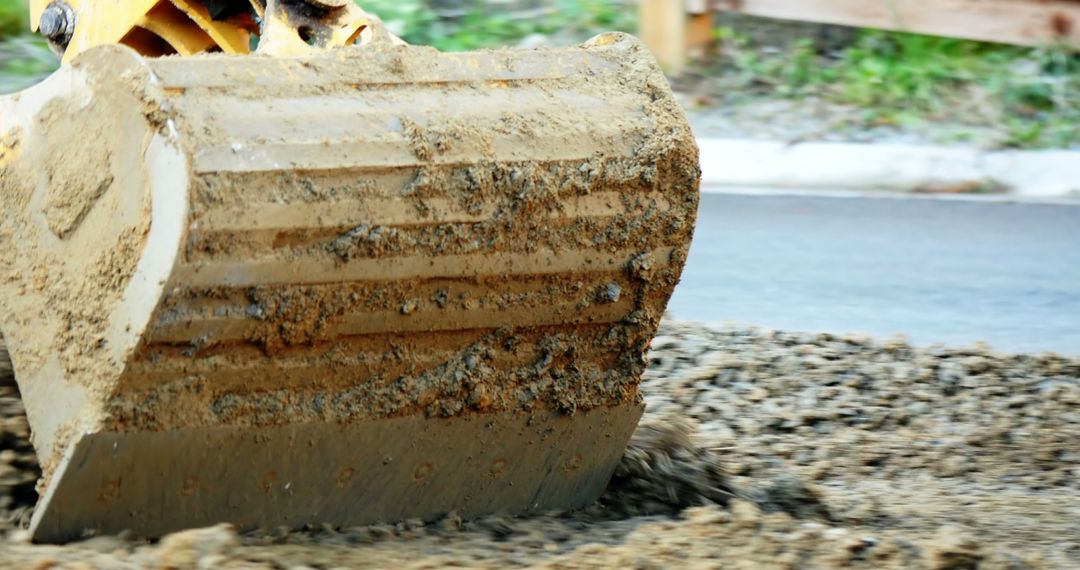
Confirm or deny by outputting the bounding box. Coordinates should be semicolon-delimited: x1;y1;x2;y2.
1;320;1077;568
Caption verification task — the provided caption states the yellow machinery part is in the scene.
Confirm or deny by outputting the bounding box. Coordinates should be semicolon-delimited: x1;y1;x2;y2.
0;33;700;543
30;0;373;62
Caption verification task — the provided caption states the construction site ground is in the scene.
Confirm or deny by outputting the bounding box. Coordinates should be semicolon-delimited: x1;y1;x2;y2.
2;319;1077;569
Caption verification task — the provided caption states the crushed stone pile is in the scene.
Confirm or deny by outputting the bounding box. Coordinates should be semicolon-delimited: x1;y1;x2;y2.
1;320;1077;569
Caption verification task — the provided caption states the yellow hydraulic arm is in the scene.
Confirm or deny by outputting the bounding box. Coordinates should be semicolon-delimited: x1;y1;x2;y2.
29;0;373;62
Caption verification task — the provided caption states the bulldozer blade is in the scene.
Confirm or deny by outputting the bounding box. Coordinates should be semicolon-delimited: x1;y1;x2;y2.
0;33;700;542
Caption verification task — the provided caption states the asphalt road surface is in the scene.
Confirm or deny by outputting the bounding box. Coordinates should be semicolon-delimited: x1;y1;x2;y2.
667;193;1080;355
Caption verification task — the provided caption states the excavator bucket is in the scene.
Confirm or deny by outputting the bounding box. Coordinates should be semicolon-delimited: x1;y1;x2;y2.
0;33;700;543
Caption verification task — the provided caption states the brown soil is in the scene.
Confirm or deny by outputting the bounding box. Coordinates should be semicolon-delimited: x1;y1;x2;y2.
2;320;1077;569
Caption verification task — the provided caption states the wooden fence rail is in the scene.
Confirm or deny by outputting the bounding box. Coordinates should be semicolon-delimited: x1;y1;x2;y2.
641;0;1080;72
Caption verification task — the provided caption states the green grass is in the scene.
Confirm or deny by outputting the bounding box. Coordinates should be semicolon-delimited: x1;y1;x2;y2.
711;27;1080;148
359;0;635;51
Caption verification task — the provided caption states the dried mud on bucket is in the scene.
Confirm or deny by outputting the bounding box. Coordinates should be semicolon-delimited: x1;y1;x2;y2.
1;320;1078;569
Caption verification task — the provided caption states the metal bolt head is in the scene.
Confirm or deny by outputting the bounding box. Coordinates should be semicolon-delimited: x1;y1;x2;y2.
38;3;74;43
38;9;63;37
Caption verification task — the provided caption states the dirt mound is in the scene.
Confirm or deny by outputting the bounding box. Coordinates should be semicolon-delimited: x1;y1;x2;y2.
2;320;1077;568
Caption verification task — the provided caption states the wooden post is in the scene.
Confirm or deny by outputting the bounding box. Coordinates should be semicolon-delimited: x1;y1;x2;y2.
640;0;690;73
686;10;715;59
641;0;1080;78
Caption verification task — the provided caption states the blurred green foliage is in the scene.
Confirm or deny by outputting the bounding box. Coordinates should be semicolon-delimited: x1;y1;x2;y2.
359;0;635;51
0;37;56;94
2;0;1075;148
0;0;58;94
0;0;56;94
714;27;1080;148
0;0;28;39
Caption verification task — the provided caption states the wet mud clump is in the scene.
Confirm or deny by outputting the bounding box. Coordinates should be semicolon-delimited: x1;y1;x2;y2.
2;320;1077;568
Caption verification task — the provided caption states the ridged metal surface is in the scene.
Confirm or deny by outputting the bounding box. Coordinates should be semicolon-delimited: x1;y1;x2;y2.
2;34;699;542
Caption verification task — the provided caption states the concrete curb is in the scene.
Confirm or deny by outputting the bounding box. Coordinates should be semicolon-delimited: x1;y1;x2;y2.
697;138;1080;198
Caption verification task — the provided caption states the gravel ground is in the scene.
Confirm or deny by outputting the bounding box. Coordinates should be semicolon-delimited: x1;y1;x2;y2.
1;320;1078;569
